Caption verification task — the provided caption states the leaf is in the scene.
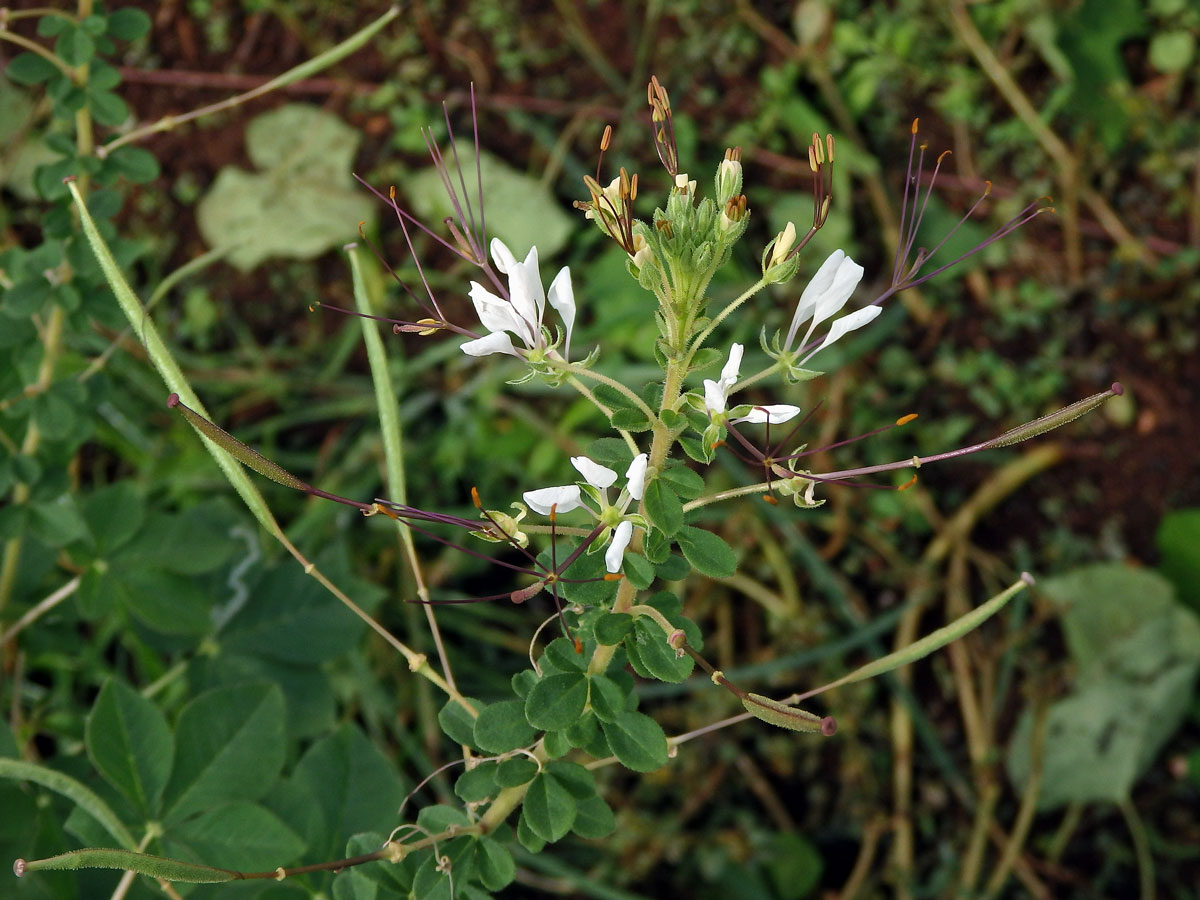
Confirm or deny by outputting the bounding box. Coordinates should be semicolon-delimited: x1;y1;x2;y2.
524;672;589;732
522;772;576;843
587;674;628;723
85;679;173;815
453;764;497;803
406;148;574;260
643;479;684;536
196;104;375;270
1007;563;1200;808
475;835;515;891
164;802;305;872
626;616;692;682
1156;508;1200;613
437;696;482;747
621;551;655;589
163;683;286;824
6;52;61;85
572;795;616;839
600;711;668;772
494;758;538;788
658;464;705;499
675;525;737;578
610;407;654;432
290;724;406;857
593;612;634;645
16;848;235;882
765;832;823;900
473;699;537;753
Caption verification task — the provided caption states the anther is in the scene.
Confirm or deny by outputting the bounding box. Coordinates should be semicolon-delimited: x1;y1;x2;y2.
896;413;918;426
898;474;918;491
600;124;613;151
911;117;920;134
603;573;624;581
761;494;779;505
471;486;483;509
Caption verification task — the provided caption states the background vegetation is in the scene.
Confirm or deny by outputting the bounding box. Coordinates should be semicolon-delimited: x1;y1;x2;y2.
2;1;1199;898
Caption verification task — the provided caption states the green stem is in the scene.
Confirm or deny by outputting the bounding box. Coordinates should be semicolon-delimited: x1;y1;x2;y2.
565;375;640;455
684;276;768;365
549;359;657;424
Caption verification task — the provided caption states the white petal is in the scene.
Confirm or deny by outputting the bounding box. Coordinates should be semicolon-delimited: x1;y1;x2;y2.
785;250;845;347
460;331;519;357
522;485;582;515
625;454;648;501
571;456;617;489
468;282;527;341
811;256;865;325
719;342;744;387
605;520;634;573
734;404;803;425
489;237;518;274
802;305;882;363
547;266;576;358
703;378;727;415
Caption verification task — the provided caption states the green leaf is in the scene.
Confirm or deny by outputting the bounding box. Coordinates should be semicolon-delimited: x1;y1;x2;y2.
494;758;538;788
676;525;737;578
196;104;375;270
593;612;634;645
87;88;128;126
516;809;546;853
104;146;160;183
6;52;60;85
86;679;173;815
290;724;406;856
765;832;823;900
546;761;594;799
58;26;96;66
106;7;152;40
655;554;690;581
610;407;654;432
587;674;628;722
659;464;705;499
627;616;693;682
571;795;616;839
600;711;668;772
1157;508;1200;612
17;848;235;883
584;437;633;466
525;672;589;732
542;636;586;673
475;835;515;890
473;699;536;753
115;567;217;636
453;764;497;803
163;684;286;824
643;479;684;536
165;802;305;871
437;697;482;747
522;772;576;843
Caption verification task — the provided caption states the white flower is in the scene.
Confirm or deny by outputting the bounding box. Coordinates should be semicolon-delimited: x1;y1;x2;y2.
521;452;649;573
732;404;802;425
605;521;633;573
784;249;879;363
703;343;744;416
460;238;576;359
522;485;582;516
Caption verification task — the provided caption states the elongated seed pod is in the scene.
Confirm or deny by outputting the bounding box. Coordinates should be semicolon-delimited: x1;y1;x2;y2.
983;383;1123;449
742;693;837;736
167;394;311;492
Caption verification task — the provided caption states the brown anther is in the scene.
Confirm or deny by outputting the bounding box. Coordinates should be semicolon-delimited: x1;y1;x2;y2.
373;502;401;520
471;486;483;509
656;219;674;238
898;474;918;491
812;132;824;165
357;222;367;238
725;146;742;162
600;124;613;151
808;145;818;173
896;413;918;426
629;172;638;201
388;185;396;199
826;133;835;162
761;494;779;505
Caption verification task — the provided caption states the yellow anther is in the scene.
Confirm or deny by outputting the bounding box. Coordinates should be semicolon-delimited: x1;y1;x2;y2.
896;413;918;426
898;474;918;491
471;486;483;509
600;124;613;151
911;117;920;134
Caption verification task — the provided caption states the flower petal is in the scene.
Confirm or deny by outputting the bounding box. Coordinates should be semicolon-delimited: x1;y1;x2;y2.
703;378;727;415
522;485;582;515
460;331;520;357
785;250;845;347
468;282;527;341
625;453;648;501
571;456;617;489
733;404;803;425
489;237;519;275
547;265;576;359
719;342;744;388
605;520;634;573
802;305;882;364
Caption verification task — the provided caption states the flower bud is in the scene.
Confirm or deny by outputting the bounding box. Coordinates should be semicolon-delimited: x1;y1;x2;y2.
715;147;742;205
